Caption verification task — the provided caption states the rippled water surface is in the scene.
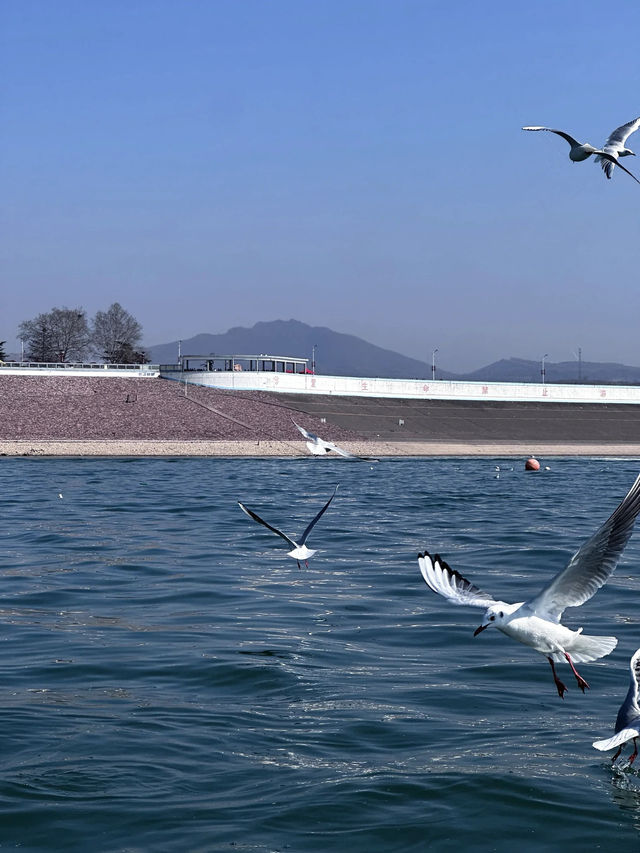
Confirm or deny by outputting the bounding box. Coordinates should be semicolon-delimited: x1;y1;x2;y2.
2;456;640;851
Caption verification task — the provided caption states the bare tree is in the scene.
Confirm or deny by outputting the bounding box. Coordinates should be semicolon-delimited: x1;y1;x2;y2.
92;303;143;363
0;341;6;361
19;308;90;362
49;307;91;361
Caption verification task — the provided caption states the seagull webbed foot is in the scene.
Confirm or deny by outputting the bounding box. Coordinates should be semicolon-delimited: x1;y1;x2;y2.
574;674;590;693
554;678;568;699
548;656;568;699
564;653;590;693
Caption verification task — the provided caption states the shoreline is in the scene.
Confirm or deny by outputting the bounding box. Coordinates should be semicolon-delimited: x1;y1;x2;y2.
2;439;640;458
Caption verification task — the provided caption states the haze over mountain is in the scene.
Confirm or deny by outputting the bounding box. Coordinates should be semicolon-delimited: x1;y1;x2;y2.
149;319;452;380
148;320;640;385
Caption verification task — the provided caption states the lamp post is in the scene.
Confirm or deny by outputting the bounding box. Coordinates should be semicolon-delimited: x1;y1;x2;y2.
431;348;438;381
541;353;548;385
312;344;317;374
577;347;582;383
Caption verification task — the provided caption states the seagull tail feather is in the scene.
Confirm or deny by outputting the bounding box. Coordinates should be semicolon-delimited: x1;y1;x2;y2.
549;634;617;664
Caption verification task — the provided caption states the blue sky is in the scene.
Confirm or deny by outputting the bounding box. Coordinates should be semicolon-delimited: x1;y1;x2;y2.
2;0;640;371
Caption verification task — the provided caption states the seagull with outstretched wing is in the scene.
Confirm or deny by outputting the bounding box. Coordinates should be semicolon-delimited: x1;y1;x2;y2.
238;485;338;567
593;648;640;764
418;472;640;698
292;419;377;462
595;116;640;179
523;122;640;184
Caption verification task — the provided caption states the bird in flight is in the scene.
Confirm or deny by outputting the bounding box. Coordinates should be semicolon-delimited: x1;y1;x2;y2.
292;419;377;462
523;119;640;184
238;485;338;568
418;472;640;698
595;116;640;179
293;419;357;458
593;648;640;765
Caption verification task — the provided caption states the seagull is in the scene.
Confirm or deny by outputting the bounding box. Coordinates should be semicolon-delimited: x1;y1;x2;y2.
418;472;640;698
292;419;376;462
593;648;640;764
238;485;338;568
595;116;640;179
522;123;640;184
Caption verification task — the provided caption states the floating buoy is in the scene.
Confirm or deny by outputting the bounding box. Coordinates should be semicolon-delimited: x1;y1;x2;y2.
525;457;541;471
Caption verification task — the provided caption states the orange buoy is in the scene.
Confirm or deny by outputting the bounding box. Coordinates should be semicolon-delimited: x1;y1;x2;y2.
525;457;541;471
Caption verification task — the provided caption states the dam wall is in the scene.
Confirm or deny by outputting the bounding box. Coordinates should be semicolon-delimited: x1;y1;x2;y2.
160;368;640;406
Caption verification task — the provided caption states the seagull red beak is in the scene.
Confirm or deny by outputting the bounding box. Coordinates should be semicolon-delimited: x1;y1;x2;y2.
474;624;488;637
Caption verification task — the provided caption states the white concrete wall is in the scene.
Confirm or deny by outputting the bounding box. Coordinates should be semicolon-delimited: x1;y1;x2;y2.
160;369;640;405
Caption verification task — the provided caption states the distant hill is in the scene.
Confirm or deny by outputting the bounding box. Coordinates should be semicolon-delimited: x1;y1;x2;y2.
464;357;640;385
148;319;453;380
148;320;640;384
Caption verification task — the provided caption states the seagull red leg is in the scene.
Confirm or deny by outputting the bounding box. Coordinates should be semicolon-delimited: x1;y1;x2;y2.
612;745;623;763
564;653;590;692
629;738;638;765
548;656;568;699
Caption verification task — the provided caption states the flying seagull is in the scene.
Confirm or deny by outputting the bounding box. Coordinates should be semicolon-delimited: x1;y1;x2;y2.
293;420;355;457
593;648;640;764
292;419;377;462
417;472;640;698
595;116;640;179
522;123;640;184
238;485;338;567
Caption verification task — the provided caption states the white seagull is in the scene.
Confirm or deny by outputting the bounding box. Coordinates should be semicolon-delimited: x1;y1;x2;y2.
292;420;375;461
595;116;640;179
593;648;640;765
522;122;640;184
238;485;338;568
418;472;640;698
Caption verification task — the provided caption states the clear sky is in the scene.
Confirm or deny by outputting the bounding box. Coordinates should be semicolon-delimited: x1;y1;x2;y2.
2;0;640;372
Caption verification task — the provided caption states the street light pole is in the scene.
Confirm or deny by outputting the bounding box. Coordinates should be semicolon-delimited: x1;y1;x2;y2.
431;348;438;381
312;344;317;374
578;347;582;382
541;353;548;385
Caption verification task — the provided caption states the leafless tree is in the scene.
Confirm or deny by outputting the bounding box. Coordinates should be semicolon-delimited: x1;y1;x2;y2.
19;308;91;362
92;303;143;363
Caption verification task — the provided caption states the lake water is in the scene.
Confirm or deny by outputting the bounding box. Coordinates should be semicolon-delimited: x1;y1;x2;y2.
1;456;640;852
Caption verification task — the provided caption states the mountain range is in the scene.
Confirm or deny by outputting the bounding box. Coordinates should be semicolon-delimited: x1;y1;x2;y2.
148;319;640;385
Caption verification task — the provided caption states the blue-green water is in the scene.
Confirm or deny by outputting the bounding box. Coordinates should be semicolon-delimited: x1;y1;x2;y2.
1;456;640;851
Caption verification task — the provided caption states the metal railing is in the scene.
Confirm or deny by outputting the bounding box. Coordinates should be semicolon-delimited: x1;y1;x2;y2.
0;361;160;370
